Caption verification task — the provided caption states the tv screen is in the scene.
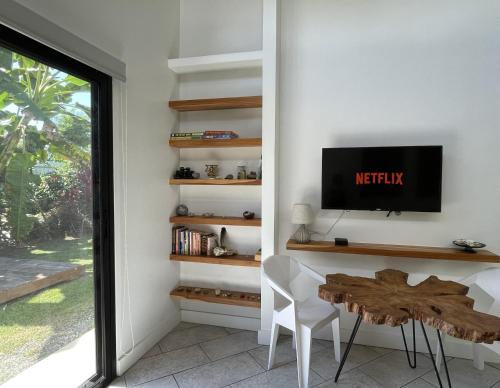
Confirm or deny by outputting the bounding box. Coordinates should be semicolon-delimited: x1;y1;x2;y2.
322;146;443;212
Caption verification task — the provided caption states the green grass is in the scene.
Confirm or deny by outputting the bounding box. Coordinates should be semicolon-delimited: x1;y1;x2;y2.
0;237;94;384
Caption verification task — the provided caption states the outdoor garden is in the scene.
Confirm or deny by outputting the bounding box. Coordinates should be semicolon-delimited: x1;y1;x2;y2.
0;46;95;383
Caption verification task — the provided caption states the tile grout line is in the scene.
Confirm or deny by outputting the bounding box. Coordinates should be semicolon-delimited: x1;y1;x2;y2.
158;326;259;356
126;344;211;387
221;352;268;388
399;375;438;388
172;373;181;388
309;344;391;379
353;350;437;388
170;347;266;382
197;342;213;362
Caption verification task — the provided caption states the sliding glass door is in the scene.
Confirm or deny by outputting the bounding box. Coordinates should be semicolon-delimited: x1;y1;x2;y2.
0;25;114;388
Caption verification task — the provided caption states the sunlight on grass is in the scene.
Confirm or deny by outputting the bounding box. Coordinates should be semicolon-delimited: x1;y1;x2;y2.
30;249;57;255
0;237;95;384
70;258;92;266
28;288;65;304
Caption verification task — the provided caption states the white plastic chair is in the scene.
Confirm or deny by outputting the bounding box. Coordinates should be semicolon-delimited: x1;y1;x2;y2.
263;255;341;388
436;268;500;370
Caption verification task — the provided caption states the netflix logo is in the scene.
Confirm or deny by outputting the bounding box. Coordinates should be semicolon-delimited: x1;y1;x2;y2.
355;172;404;185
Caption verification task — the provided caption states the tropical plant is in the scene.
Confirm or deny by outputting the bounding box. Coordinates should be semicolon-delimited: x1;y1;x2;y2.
0;46;91;245
4;153;40;243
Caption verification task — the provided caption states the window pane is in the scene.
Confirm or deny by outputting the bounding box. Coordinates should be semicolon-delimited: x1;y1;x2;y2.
0;45;96;385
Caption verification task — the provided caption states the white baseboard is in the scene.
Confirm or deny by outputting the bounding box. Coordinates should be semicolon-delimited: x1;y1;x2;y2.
116;315;179;375
181;309;261;331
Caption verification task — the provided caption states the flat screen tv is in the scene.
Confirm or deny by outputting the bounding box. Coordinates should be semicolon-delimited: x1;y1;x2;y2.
322;146;443;212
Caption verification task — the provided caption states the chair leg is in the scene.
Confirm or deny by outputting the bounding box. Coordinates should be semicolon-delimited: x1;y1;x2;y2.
267;316;280;370
473;343;485;370
435;331;446;371
295;325;312;388
332;318;341;362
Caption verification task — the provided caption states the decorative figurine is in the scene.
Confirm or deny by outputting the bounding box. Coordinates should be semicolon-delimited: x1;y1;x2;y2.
213;227;237;256
205;164;218;178
247;171;257;179
225;174;234;179
215;289;221;296
243;211;255;220
176;204;189;216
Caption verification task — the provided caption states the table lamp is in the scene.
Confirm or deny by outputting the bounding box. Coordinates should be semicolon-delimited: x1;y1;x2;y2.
292;203;314;243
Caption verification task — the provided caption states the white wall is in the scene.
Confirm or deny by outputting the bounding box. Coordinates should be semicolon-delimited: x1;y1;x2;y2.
275;0;500;358
13;0;182;374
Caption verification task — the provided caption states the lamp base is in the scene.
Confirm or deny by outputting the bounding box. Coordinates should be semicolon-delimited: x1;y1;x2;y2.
293;224;311;243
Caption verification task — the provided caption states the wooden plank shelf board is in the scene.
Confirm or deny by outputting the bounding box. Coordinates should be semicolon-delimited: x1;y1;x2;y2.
286;239;500;264
170;254;261;267
170;215;261;227
168;96;262;112
168;51;262;74
171;286;261;308
169;179;261;186
169;137;262;148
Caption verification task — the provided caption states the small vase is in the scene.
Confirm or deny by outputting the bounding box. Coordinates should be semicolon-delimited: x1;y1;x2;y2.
205;164;218;178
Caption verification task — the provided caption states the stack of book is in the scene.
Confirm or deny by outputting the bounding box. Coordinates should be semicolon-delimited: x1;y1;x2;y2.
202;130;238;140
170;132;204;140
172;226;218;256
170;130;239;140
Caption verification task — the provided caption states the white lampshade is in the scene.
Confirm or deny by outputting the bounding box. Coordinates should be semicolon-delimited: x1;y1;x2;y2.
291;203;314;225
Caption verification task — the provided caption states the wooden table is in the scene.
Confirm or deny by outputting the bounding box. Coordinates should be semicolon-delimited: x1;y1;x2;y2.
319;269;500;388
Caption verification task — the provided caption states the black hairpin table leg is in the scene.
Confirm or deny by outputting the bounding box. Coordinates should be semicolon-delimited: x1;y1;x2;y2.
334;315;362;382
401;319;417;368
420;321;452;388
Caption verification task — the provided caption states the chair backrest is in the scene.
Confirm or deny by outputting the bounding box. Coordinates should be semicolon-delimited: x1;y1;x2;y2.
263;255;325;303
461;268;500;316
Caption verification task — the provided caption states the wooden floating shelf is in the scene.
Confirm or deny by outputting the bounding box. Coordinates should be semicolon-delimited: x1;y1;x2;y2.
168;96;262;112
169;179;261;186
171;286;261;308
168;50;262;74
170;215;261;227
170;254;260;267
286;239;500;264
169;137;262;148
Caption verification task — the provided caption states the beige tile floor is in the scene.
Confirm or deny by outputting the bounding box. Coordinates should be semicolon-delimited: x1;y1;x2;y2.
110;322;500;388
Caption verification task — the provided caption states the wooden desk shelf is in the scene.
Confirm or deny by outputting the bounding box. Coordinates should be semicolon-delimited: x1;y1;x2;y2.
171;286;261;308
286;239;500;264
170;254;261;267
169;137;262;148
169;179;261;186
170;215;261;227
168;96;262;112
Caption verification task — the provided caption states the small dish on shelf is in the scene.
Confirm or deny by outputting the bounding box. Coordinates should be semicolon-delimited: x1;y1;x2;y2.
453;239;486;253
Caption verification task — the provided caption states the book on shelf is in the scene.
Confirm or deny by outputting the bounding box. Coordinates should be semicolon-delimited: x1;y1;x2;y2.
170;132;203;140
172;226;218;256
170;130;239;140
202;134;238;140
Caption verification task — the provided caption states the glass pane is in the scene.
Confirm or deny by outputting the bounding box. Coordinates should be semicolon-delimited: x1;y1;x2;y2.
0;45;96;385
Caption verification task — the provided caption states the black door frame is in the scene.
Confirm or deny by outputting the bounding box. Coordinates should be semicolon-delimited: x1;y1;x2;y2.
0;24;116;388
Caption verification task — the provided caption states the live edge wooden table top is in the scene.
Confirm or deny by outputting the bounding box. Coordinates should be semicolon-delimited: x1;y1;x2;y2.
319;269;500;343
